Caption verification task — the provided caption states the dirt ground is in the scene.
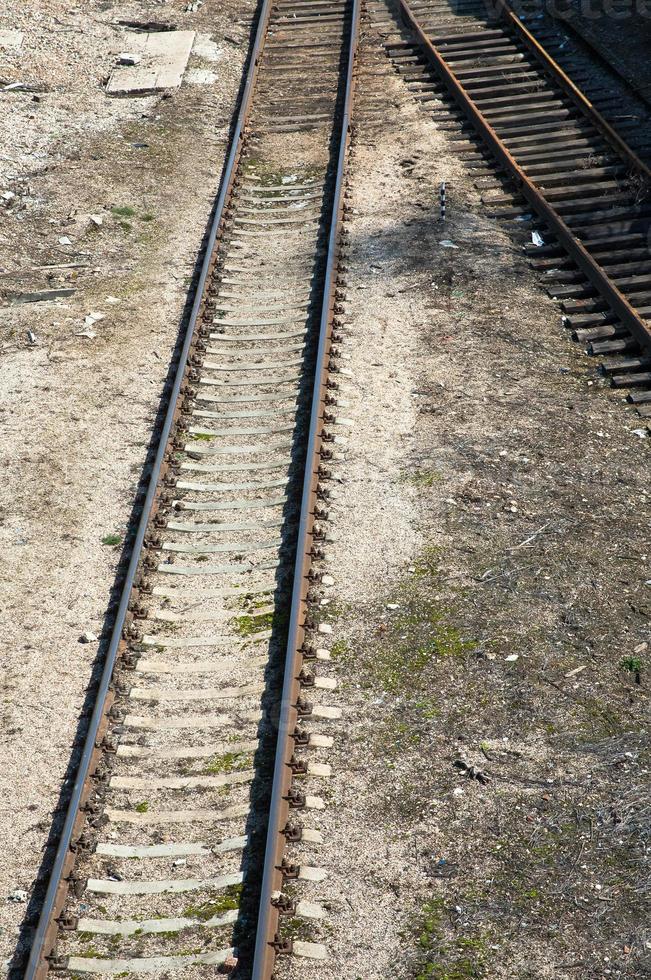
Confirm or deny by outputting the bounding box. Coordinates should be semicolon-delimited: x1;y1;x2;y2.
276;12;651;980
0;0;256;968
1;0;650;978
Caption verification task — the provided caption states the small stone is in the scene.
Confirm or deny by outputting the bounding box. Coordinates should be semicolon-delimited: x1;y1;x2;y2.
172;858;186;867
318;623;332;634
321;575;334;587
58;236;72;245
634;642;648;654
505;654;519;662
8;890;28;902
452;787;464;796
386;603;399;610
118;53;141;66
79;631;98;644
89;214;103;227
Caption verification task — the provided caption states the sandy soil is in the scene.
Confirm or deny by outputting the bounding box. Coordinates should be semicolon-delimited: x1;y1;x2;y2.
0;0;257;969
276;10;650;980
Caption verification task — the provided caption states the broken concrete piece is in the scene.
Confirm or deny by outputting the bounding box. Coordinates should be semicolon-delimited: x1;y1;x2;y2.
192;34;222;61
185;69;218;86
9;288;76;305
107;31;195;95
0;30;23;50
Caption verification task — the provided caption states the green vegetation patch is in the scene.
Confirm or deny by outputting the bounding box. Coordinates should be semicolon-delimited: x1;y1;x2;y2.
101;534;122;547
204;751;253;775
183;884;243;920
410;899;489;979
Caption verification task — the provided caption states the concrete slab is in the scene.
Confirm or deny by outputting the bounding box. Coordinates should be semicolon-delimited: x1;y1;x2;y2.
107;30;195;95
0;29;23;49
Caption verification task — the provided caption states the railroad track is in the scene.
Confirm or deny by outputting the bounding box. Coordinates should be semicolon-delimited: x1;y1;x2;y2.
24;0;359;976
380;0;651;421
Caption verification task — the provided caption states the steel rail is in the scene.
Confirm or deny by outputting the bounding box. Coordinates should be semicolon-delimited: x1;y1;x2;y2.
251;0;361;973
396;0;651;352
23;0;276;975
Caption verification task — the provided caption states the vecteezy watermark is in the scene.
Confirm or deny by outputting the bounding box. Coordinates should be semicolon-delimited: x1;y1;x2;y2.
456;0;651;20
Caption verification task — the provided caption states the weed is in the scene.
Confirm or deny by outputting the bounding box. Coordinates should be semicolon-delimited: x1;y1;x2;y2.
141;213;155;222
134;801;149;813
111;205;136;218
620;656;643;675
101;534;122;547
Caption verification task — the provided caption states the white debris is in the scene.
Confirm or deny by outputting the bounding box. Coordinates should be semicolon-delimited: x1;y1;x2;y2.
321;575;335;587
58;236;72;246
531;230;545;247
85;311;105;326
2;190;15;202
75;330;97;340
192;34;222;61
89;214;103;227
0;30;24;50
452;787;464;796
505;654;519;662
281;175;298;184
118;53;141;66
8;890;28;902
439;239;459;249
79;631;98;644
185;68;218;85
105;295;121;305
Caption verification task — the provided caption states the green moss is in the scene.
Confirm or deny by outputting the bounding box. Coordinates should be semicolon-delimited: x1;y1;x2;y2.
231;610;278;637
134;800;149;813
330;639;349;660
190;432;213;442
204;751;253;775
119;221;132;232
141;212;155;222
401;468;442;487
183;884;242;919
111;205;136;218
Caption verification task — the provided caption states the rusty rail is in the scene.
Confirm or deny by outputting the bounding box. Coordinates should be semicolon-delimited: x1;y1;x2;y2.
250;0;361;973
23;0;277;975
397;0;651;352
